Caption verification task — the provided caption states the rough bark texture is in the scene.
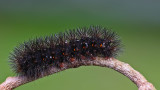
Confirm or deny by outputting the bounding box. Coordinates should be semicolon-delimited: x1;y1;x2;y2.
0;57;156;90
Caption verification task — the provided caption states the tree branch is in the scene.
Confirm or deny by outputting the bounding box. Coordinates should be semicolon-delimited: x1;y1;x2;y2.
0;57;156;90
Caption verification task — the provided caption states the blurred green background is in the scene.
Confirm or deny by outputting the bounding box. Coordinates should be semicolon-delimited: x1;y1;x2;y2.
0;0;159;90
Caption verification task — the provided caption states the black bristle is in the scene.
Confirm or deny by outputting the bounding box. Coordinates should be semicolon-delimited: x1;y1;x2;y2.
9;26;122;79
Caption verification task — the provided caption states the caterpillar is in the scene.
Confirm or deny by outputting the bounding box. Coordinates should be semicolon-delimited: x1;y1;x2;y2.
10;26;121;79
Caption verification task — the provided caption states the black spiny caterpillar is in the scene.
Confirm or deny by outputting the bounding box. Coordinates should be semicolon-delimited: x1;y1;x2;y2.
10;26;121;79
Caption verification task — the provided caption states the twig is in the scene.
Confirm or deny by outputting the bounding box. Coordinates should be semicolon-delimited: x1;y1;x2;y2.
0;57;156;90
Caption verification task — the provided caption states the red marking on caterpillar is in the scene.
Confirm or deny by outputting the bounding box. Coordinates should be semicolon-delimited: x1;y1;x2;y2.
100;44;102;47
9;26;122;79
91;57;96;60
81;55;86;60
70;58;75;62
60;63;64;68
